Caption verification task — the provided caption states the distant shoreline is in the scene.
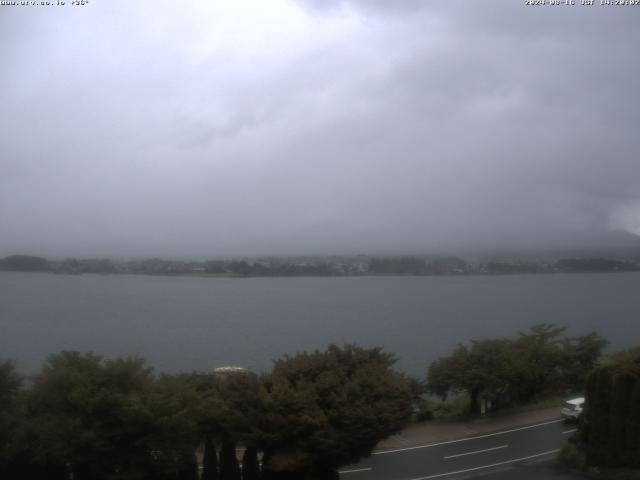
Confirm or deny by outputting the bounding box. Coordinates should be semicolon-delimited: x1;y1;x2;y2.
2;253;639;278
3;268;640;279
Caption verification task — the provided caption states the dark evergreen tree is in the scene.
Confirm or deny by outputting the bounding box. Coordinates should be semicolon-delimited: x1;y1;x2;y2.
260;451;275;480
202;434;219;480
219;440;241;480
580;347;640;468
241;446;260;480
176;449;199;480
0;361;22;477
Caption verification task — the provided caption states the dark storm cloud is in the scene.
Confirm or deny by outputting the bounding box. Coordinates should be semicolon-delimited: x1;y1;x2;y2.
1;0;639;258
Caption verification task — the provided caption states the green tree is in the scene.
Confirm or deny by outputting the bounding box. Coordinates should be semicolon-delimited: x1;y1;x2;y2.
0;360;23;478
511;324;567;401
260;344;413;479
427;325;606;414
142;374;203;480
214;372;263;445
25;351;156;480
427;344;469;401
560;332;608;392
188;369;264;476
427;339;515;414
511;325;607;401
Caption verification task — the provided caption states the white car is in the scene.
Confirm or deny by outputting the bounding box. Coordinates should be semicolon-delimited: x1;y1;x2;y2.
560;397;584;421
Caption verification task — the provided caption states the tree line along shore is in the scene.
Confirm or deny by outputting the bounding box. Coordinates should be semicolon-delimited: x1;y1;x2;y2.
2;324;636;479
2;254;640;277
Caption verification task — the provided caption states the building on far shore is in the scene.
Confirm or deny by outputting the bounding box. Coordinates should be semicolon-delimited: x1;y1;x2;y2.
212;366;249;377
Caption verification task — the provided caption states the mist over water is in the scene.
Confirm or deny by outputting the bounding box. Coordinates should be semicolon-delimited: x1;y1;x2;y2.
2;271;638;376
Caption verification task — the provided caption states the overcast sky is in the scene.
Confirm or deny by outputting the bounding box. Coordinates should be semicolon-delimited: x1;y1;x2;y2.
1;0;639;259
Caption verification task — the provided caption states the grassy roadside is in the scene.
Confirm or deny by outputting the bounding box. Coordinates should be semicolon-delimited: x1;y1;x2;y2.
559;442;640;480
413;394;566;424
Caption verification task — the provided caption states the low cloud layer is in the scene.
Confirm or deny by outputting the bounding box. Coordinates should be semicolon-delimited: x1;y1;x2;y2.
2;0;639;258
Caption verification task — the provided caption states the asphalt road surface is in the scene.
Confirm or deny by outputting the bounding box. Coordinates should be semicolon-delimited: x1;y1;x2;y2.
339;418;580;480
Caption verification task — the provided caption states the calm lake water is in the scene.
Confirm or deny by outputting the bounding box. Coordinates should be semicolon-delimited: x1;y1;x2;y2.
1;271;638;376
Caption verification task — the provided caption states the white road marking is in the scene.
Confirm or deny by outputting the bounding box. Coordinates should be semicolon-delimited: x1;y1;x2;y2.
338;467;373;474
408;449;560;480
443;444;508;459
562;429;577;434
373;418;563;455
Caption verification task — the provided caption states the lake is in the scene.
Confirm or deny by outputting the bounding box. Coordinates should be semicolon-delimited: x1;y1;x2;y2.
1;271;638;377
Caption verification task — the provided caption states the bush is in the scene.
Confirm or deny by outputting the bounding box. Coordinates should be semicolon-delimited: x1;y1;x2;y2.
558;442;586;470
581;349;640;468
429;394;471;419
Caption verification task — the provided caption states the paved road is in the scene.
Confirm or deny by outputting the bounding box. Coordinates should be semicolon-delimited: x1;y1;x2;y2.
339;418;578;480
469;460;585;480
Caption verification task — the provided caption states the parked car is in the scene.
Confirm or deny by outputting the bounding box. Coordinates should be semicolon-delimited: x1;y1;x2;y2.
561;397;584;422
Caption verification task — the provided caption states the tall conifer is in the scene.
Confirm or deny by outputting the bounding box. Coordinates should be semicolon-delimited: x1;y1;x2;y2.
202;434;219;480
241;446;260;480
219;440;241;480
